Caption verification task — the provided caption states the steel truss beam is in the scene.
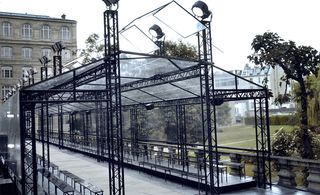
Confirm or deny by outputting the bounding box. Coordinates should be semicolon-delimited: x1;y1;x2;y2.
20;90;108;103
123;89;267;109
104;10;125;195
254;97;272;188
198;21;219;195
20;104;37;195
121;65;200;92
56;60;106;90
176;105;187;170
130;107;139;159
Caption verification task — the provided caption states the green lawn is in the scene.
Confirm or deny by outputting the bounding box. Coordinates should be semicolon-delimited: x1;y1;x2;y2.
217;125;295;149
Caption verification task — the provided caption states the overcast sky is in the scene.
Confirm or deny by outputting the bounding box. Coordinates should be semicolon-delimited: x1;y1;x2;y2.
1;0;320;70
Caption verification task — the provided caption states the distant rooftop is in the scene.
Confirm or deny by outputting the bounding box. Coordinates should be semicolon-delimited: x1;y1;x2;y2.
0;11;75;22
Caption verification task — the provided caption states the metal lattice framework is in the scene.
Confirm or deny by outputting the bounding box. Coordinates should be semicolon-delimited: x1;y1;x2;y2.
20;105;37;195
254;98;272;188
104;9;125;195
12;1;273;195
176;105;187;170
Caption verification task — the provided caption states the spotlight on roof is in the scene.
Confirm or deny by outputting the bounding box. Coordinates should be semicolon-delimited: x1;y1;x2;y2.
192;1;211;20
145;103;155;110
52;41;65;53
39;56;50;65
102;0;119;6
210;98;224;106
149;24;165;39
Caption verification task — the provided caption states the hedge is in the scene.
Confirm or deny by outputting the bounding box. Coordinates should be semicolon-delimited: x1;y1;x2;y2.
244;115;297;125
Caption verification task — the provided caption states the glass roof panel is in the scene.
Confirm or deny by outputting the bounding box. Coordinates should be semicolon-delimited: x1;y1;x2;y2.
120;57;179;78
122;90;161;103
25;59;104;91
168;59;198;69
120;25;159;53
212;66;264;90
173;78;201;95
120;1;206;53
153;1;206;38
142;83;197;100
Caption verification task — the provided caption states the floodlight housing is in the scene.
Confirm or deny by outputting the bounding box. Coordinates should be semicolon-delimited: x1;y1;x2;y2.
52;41;65;53
145;103;155;110
192;1;211;19
210;98;224;106
39;56;50;65
103;0;119;6
149;24;165;39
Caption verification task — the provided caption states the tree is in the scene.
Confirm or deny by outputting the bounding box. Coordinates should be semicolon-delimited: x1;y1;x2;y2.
216;103;231;126
80;33;104;64
305;72;320;126
163;40;197;59
248;32;320;159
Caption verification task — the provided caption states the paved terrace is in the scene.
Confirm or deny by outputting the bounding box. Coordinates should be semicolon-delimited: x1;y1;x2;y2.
36;143;314;195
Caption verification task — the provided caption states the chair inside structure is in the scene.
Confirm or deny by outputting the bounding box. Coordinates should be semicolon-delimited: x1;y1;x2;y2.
0;1;272;195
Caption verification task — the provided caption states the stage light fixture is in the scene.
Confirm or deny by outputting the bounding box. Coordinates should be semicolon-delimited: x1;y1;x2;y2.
102;0;119;6
52;41;65;53
145;103;155;110
39;56;50;65
192;1;211;19
149;24;165;39
210;98;224;106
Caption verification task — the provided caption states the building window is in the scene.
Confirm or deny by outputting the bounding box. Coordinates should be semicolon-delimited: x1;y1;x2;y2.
60;26;70;41
62;49;71;60
1;66;13;78
22;47;32;59
1;86;12;99
2;22;12;37
42;48;52;58
22;23;32;39
41;25;51;40
1;47;12;58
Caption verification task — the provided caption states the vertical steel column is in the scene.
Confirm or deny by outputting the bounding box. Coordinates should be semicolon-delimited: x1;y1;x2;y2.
104;9;124;195
69;113;72;144
176;105;187;170
53;55;62;76
198;20;219;194
40;101;50;193
45;103;50;170
130;107;138;159
58;105;64;148
85;111;91;146
254;96;271;188
20;101;37;195
101;109;107;157
81;112;86;147
95;102;102;160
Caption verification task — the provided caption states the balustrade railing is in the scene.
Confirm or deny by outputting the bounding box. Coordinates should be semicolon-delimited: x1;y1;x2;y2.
37;130;320;193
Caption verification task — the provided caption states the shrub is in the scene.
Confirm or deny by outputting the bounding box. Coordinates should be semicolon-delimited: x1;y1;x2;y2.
272;128;295;156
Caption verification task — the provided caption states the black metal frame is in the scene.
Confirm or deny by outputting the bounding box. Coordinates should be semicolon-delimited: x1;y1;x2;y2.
16;1;272;195
103;9;125;195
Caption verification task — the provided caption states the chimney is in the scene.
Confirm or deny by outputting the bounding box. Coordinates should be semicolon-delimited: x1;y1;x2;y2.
61;14;66;19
